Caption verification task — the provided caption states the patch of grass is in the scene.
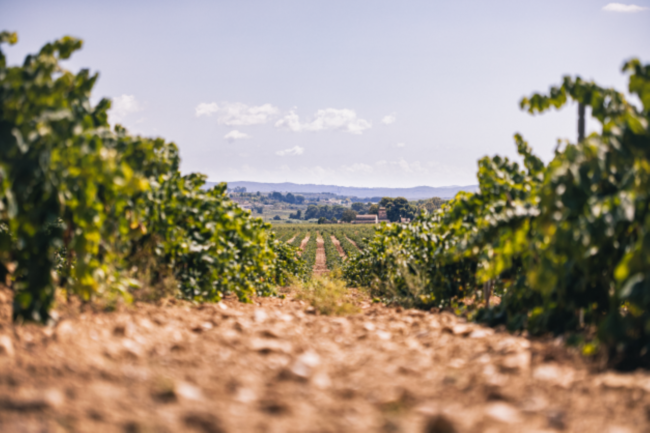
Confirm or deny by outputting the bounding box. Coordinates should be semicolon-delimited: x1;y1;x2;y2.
292;275;359;316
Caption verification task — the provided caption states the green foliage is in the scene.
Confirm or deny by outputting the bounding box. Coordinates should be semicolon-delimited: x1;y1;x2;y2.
293;275;359;316
412;197;445;214
341;209;357;223
0;32;304;322
344;59;650;367
385;197;417;222
320;229;343;271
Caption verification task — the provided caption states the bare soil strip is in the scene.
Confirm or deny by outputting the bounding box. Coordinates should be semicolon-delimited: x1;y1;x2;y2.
313;233;328;276
298;233;310;256
286;235;297;244
331;235;347;259
0;287;647;432
345;235;361;252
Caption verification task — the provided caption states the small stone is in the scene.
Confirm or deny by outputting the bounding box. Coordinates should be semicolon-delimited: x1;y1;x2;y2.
500;351;531;372
254;309;268;323
176;382;203;401
469;328;494;339
43;389;65;409
450;324;472;336
594;373;638;390
533;363;575;388
485;402;522;424
377;330;391;340
235;388;256;403
0;335;14;357
217;302;228;310
313;371;331;389
121;339;142;359
192;322;213;333
363;322;376;331
287;350;321;379
250;338;292;354
447;358;466;369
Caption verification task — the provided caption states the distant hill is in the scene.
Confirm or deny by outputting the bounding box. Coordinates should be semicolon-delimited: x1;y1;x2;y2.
205;181;479;200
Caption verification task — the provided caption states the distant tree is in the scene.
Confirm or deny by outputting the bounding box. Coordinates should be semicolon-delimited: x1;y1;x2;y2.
418;197;444;214
289;209;302;219
234;186;247;193
368;204;379;215
305;205;319;220
386;197;417;222
341;209;357;223
254;206;264;214
285;193;296;204
379;197;393;208
295;195;305;204
351;202;367;213
273;215;281;220
256;191;261;196
270;191;283;201
317;217;327;224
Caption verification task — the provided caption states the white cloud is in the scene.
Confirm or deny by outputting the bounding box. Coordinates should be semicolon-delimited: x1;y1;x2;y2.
602;3;648;12
342;163;374;173
195;102;279;125
376;158;427;174
381;113;397;125
396;142;406;148
224;130;251;143
110;95;142;123
195;102;219;117
275;108;372;135
276;145;304;156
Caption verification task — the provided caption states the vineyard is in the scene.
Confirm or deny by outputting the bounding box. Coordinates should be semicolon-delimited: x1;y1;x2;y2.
1;30;650;432
272;224;373;275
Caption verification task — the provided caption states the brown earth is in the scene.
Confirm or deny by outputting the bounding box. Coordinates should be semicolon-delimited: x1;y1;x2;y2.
331;236;346;259
298;233;310;255
345;235;361;252
286;235;297;244
313;234;328;277
0;286;649;433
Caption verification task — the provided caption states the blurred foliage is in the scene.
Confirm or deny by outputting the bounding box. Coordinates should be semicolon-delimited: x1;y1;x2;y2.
293;275;359;316
0;32;304;322
344;60;650;368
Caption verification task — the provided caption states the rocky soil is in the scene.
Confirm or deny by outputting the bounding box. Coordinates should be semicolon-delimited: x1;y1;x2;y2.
313;234;328;277
0;286;649;433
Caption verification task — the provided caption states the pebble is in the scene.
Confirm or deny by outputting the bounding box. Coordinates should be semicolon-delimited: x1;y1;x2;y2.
484;402;522;424
533;363;575;388
0;335;14;357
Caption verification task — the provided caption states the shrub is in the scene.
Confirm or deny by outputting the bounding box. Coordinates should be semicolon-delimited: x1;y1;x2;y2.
344;59;650;367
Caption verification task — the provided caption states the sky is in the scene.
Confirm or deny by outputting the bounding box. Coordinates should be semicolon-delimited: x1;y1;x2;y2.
1;0;649;188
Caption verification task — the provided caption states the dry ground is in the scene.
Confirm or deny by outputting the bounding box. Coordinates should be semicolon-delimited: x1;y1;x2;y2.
0;285;649;433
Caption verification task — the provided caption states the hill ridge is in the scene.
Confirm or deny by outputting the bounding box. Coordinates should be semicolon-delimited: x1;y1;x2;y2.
206;181;479;200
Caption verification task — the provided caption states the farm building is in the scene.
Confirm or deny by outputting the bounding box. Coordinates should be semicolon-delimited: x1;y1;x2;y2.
377;207;390;223
353;207;391;224
353;215;378;224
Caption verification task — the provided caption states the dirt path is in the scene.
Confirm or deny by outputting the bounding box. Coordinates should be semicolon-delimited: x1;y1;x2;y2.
0;287;649;433
345;235;361;252
313;233;328;276
286;235;297;244
298;233;310;256
331;235;346;259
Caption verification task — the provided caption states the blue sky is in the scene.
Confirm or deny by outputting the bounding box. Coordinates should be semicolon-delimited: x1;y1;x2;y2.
2;0;649;187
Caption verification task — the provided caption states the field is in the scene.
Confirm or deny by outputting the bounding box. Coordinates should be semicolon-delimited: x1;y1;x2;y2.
2;30;650;433
272;224;375;276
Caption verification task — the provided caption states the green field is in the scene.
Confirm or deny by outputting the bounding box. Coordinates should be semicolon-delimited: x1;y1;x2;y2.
272;224;376;275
